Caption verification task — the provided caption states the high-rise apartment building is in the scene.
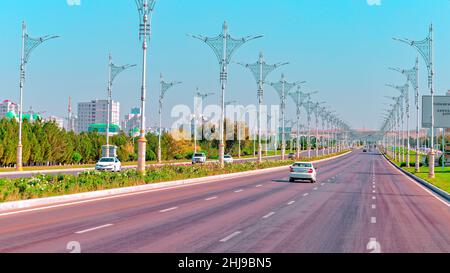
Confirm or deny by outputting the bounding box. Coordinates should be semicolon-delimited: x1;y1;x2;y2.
76;100;120;133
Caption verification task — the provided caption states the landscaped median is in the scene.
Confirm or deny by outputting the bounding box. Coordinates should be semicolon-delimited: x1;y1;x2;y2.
0;150;351;203
382;151;450;199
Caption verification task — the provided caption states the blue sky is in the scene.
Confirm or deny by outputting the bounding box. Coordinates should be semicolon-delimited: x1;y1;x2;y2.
1;0;450;130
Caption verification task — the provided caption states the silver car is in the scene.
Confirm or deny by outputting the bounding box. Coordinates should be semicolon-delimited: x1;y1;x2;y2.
192;153;207;164
289;162;317;183
95;157;122;172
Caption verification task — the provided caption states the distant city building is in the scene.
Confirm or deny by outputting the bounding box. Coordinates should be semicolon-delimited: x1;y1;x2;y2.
0;100;18;119
122;107;141;136
45;116;64;129
76;100;120;133
447;90;450;96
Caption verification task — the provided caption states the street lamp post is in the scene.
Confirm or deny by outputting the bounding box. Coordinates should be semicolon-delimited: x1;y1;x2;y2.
106;54;135;158
158;73;181;163
16;21;58;171
190;22;262;167
313;102;326;157
238;52;287;163
135;0;156;175
394;24;435;178
386;84;409;166
289;86;310;159
194;89;214;154
390;59;419;170
269;74;302;160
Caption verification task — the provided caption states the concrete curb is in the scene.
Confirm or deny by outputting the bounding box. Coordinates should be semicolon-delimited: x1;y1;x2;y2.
382;152;450;202
0;151;352;212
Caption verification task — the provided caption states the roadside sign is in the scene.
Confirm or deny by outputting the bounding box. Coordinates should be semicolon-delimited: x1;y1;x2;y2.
422;96;450;128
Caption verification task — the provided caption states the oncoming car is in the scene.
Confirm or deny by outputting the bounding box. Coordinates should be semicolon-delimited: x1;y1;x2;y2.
289;162;317;183
95;157;122;172
192;153;207;164
224;155;234;164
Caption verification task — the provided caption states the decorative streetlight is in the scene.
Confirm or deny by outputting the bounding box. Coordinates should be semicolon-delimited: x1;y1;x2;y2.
237;52;288;163
194;89;214;153
394;24;435;178
16;21;58;171
269;74;302;160
390;58;420;171
289;86;310;159
134;0;156;175
189;22;262;167
105;54;135;158
158;73;181;163
313;101;326;157
386;83;409;165
304;92;318;158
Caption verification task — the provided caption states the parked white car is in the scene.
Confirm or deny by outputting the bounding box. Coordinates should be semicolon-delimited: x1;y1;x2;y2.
192;153;207;164
289;162;317;183
224;155;234;164
95;157;122;172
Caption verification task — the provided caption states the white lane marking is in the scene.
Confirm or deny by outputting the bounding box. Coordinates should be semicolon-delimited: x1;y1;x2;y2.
220;231;242;242
262;212;275;219
321;183;325;186
160;207;178;213
234;189;244;193
372;196;376;200
205;196;218;201
255;184;263;188
75;224;113;234
367;238;382;253
372;185;376;189
303;193;309;197
372;204;376;209
372;190;376;193
287;201;295;205
313;187;318;191
371;217;377;224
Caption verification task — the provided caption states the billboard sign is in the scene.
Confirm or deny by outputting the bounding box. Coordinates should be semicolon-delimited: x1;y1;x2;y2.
422;96;450;128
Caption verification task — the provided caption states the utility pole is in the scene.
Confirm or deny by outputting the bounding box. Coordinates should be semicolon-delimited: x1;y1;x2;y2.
238;52;287;163
106;53;135;158
135;0;156;175
158;73;181;163
16;21;58;171
394;24;435;178
190;22;262;167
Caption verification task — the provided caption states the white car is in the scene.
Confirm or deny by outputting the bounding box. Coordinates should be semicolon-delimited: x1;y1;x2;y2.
224;155;234;164
289;162;317;183
95;157;122;172
192;153;207;164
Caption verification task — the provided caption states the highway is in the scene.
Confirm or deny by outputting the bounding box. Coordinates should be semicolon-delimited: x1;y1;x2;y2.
0;150;449;253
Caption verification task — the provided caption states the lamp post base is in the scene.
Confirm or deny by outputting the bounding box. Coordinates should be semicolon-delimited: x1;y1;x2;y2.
428;150;435;179
137;137;147;175
281;144;286;160
16;144;23;172
219;143;225;168
415;152;420;173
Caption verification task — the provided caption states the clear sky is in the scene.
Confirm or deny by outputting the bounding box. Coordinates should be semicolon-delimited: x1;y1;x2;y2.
1;0;450;130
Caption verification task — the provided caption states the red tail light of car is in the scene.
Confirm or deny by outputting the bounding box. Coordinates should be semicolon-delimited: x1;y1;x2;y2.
308;168;314;174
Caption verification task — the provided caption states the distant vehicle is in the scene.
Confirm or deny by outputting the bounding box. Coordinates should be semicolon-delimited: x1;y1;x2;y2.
192;153;207;164
363;149;367;152
289;162;317;183
288;153;296;159
224;155;234;164
95;157;121;172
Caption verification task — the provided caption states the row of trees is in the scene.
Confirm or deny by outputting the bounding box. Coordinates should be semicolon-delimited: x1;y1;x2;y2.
0;119;259;167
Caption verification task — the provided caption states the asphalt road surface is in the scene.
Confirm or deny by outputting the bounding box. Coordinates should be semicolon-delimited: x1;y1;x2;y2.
0;150;449;253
